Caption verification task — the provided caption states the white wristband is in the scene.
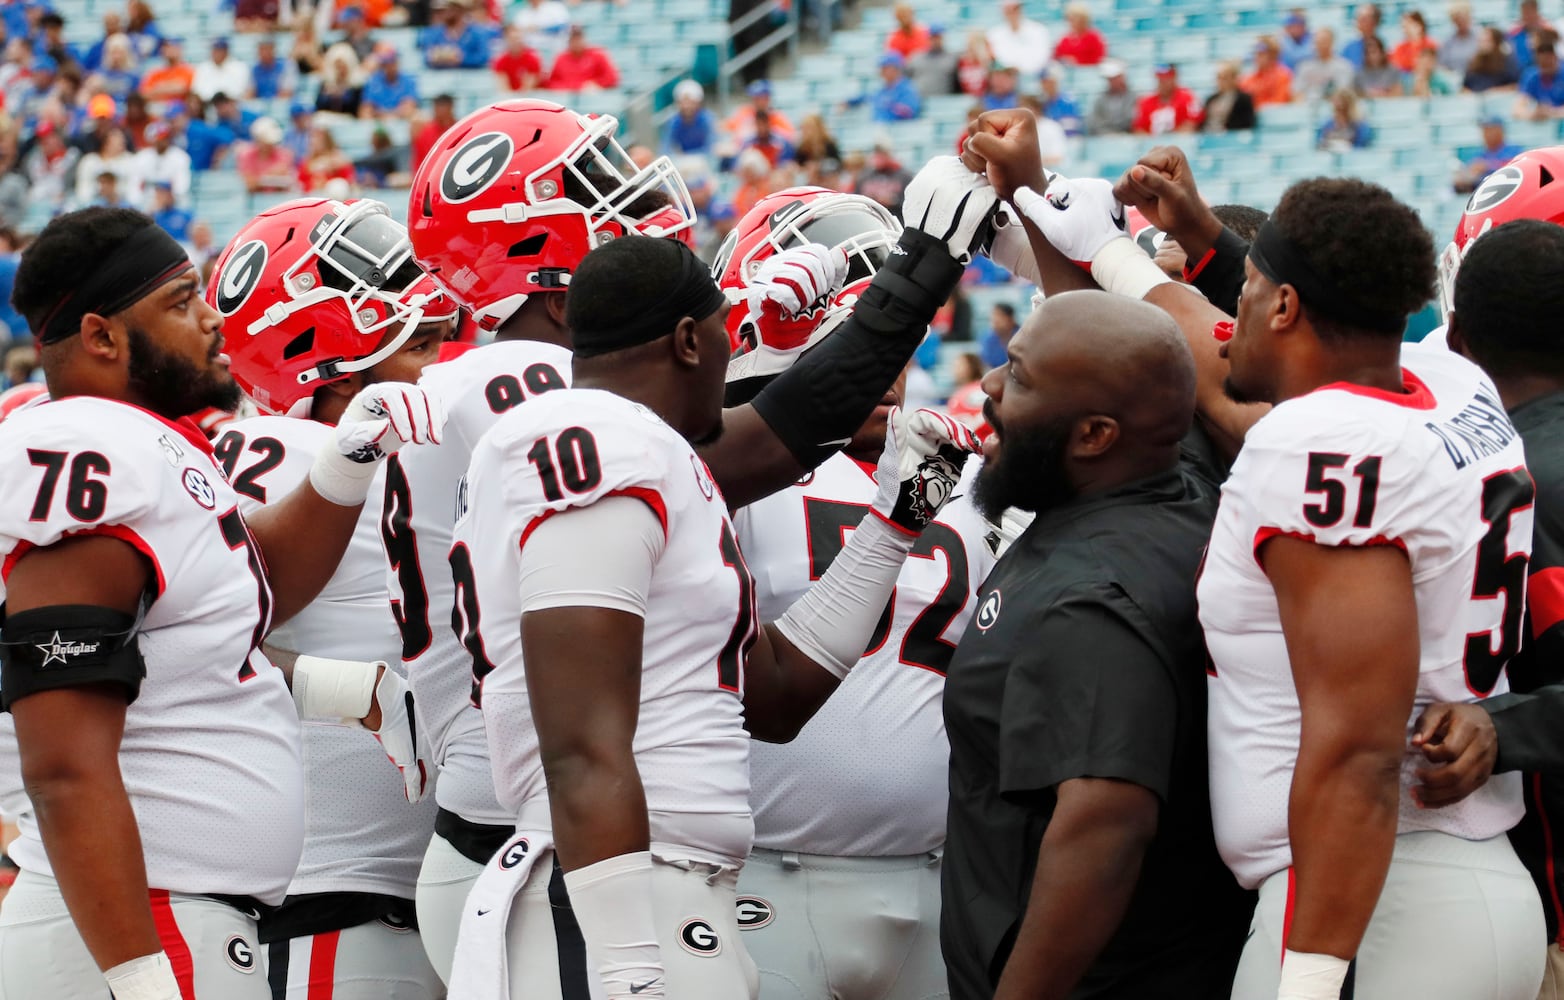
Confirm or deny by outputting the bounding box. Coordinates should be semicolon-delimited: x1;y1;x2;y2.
1277;950;1351;1000
291;655;380;721
1090;236;1174;300
564;851;666;999
308;447;379;507
104;952;181;1000
774;514;917;679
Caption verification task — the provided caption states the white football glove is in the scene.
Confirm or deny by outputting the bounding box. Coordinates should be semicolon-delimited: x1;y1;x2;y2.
984;167;1064;283
902;156;1001;264
310;382;447;505
1013;176;1128;266
366;666;428;804
732;243;850;365
871;406;982;534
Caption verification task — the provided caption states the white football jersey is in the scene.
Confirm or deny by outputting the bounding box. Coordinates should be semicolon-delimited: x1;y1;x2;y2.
216;414;437;900
384;340;572;825
462;389;755;863
0;399;303;903
1201;343;1530;889
735;452;994;856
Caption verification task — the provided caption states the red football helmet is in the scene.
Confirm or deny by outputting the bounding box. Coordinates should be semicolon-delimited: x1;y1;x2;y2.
0;382;46;422
1439;145;1564;316
408;98;697;330
207;198;457;416
713;187;899;385
944;379;991;441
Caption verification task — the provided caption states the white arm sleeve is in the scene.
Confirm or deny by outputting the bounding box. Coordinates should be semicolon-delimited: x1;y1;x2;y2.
517;495;666;616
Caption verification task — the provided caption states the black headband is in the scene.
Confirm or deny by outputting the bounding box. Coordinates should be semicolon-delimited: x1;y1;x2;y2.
570;239;727;359
1248;219;1406;335
37;224;194;344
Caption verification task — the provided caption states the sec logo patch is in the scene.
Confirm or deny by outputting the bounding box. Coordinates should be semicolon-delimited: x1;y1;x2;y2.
678;918;722;956
975;590;1001;632
183;468;217;509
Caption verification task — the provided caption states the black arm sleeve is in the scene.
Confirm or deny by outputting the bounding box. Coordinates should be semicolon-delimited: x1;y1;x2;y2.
1188;227;1250;317
748;226;965;469
1486;687;1564;774
0;605;145;709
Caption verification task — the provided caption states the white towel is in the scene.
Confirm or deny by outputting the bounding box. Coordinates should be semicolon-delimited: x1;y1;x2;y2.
447;830;552;1000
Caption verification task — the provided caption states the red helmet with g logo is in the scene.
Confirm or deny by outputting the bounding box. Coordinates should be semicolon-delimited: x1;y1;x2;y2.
1438;145;1564;316
408;98;697;330
206;197;456;415
712;187;899;384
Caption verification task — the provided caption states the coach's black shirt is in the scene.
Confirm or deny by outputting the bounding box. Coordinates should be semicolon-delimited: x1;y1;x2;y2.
940;464;1252;1000
1483;389;1564;943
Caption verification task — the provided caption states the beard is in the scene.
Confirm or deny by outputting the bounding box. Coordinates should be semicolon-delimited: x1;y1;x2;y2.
127;326;242;418
1222;373;1265;405
973;403;1076;519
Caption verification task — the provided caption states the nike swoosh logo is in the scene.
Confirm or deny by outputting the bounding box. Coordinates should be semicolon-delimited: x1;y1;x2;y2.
1244;927;1256;942
630;979;662;994
818;437;852;448
476;908;491;916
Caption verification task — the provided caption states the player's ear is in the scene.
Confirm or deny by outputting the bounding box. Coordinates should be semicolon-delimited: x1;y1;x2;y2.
670;315;701;369
1071;414;1119;458
544;290;569;329
1273;283;1304;333
1445;314;1470;358
77;312;121;361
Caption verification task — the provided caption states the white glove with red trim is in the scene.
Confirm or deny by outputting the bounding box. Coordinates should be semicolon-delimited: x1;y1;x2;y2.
366;665;428;804
736;243;851;357
871;406;982;534
310;382;447;505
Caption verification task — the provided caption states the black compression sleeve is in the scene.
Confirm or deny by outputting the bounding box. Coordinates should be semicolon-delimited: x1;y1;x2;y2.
0;605;145;709
748;227;965;468
1189;227;1250;317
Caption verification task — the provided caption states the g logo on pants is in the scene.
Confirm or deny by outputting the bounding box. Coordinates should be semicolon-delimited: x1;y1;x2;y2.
225;935;256;974
734;896;774;930
678;918;722;957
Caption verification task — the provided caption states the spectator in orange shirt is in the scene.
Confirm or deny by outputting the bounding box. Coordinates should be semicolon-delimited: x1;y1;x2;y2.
731;147;772;220
1390;10;1440;71
722;79;797;143
492;25;542;92
1053;2;1107;66
544;24;619;90
1133;63;1204;133
885;3;930;60
1241;35;1295;106
140;38;195;108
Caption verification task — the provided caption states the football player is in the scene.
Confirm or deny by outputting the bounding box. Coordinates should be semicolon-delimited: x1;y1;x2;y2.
0;208;441;999
400;100;992;984
718;187;995;1000
1038;166;1544;995
452;223;982;999
206;198;453;1000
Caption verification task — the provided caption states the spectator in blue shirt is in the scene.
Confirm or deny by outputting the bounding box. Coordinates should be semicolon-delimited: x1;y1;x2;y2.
35;13;80;74
978;302;1019;369
85;34;141;104
983;64;1021;112
739;109;796;167
0;0;38;49
1516;30;1564;119
1279;10;1313;69
867;52;922;121
282;102;312;161
362;44;420;119
1316;89;1373;149
211;91;258;140
1455;116;1524;192
1039;69;1083;135
149;181;192;240
81;10;123;71
250;37;295;98
1341;2;1381;67
421;0;490;69
662;78;715;156
180;98;235;170
1510;0;1552;71
15;55;57;129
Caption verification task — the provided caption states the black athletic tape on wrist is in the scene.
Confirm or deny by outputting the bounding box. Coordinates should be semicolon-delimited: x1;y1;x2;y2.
1249;220;1406;334
37;224;193;344
1189;227;1251;317
0;605;145;710
749;228;964;468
